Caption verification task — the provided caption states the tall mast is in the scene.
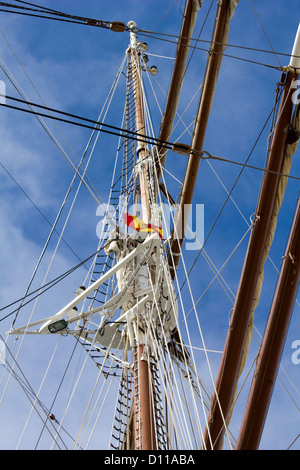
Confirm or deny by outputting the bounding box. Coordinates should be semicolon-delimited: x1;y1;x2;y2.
167;0;239;277
127;21;155;450
202;25;300;449
128;21;151;224
236;196;300;449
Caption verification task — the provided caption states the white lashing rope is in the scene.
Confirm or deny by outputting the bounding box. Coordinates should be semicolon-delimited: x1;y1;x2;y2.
136;67;230;447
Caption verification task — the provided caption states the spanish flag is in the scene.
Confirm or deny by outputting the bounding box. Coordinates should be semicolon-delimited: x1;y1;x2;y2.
123;213;164;240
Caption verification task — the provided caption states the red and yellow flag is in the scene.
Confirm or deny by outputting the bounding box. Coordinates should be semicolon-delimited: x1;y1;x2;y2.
123;213;163;240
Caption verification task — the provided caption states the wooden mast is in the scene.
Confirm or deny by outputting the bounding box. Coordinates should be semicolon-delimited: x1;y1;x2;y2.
202;66;299;450
128;21;155;450
167;0;238;277
125;1;202;447
156;0;201;180
236;196;300;449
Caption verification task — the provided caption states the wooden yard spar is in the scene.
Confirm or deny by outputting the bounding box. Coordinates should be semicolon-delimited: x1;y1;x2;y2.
202;25;300;450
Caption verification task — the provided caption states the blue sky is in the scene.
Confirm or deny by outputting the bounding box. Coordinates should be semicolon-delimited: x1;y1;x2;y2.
0;0;299;450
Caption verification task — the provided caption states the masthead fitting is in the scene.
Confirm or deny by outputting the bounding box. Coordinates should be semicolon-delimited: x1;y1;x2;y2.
127;20;137;31
289;22;300;70
149;65;158;76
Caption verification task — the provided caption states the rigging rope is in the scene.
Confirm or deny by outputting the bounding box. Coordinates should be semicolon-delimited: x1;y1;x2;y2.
150;143;232;447
1;1;298;71
0;246;106;322
0;334;69;449
0;63;105;207
1;9;299;449
0;52;137;449
0;1;128;30
0;95;173;149
2;94;300;183
137;29;285;71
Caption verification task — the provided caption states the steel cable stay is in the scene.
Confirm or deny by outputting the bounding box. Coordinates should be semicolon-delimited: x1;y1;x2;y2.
3;94;300;184
168;87;300;311
142;43;266;311
0;53;134;450
16;336;62;448
145;284;210;449
0;52;119;278
182;220;300;447
48;318;124;449
0;64;103;208
0;25;104;198
151;153;233;448
71;331;125;450
142;271;198;448
1;51;127;328
0;1;128;30
137;25;300;61
34;338;84;450
141;59;219;423
142;316;191;448
63;42;221;450
144;21;298;448
89;364;124;449
176;94;284;294
149;132;233;449
148;78;255;452
135;30;287;72
2;0;298;65
0;67;130;210
2;1;299;70
0;26;131;216
0;334;73;449
247;0;282;70
0;94;173;150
